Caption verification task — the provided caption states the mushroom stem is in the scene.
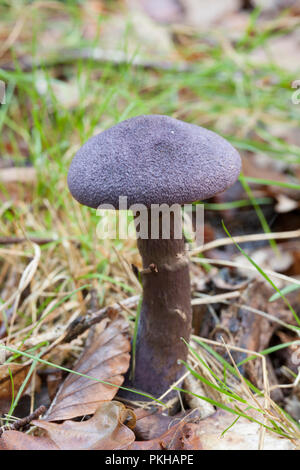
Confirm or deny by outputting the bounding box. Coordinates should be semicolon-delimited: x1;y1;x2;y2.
124;208;192;402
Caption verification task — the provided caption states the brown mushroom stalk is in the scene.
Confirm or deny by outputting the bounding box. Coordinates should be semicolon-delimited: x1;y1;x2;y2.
128;208;192;402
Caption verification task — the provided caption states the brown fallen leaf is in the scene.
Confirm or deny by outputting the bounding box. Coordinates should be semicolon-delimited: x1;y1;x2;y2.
214;280;294;402
46;370;63;402
276;330;300;375
0;432;59;450
132;406;298;450
0;363;30;401
131;404;297;450
242;153;300;200
46;317;130;421
0;363;31;416
194;409;297;450
128;421;202;450
133;407;203;441
0;401;135;450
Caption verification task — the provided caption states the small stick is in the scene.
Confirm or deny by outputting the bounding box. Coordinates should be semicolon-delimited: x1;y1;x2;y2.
1;48;193;73
190;229;300;255
191;291;241;305
0;405;46;436
0;237;56;245
63;295;140;342
0;295;140;388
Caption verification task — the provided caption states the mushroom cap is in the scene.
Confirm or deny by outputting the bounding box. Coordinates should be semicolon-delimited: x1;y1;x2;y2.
67;115;241;209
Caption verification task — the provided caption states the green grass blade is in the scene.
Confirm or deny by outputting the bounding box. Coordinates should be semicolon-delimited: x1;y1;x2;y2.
0;344;163;405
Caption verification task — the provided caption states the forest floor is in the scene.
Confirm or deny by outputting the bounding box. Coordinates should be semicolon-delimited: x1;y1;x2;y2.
0;0;299;450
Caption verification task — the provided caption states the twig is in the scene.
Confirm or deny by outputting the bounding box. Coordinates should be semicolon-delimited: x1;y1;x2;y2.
1;48;193;73
191;291;241;305
0;405;46;437
0;237;56;245
63;295;140;342
0;294;140;389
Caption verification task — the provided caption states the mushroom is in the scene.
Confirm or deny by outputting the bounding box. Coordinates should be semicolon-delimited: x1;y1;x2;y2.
67;115;241;404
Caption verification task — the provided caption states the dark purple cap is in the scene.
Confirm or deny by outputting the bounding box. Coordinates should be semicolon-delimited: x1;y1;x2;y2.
67;115;241;209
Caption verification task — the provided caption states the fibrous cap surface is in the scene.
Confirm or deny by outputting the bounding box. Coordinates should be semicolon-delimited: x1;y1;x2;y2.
67;115;241;208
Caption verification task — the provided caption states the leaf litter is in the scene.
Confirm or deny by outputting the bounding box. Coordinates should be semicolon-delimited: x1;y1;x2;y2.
45;317;131;421
0;401;135;450
0;0;300;452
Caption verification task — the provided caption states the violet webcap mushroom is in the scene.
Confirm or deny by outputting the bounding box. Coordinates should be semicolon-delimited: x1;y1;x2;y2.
67;115;241;405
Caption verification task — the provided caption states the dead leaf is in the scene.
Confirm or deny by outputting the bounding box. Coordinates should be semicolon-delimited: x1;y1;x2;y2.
128;421;203;450
0;432;59;450
194;409;296;450
133;407;203;441
0;401;135;450
45;317;130;421
0;364;29;401
212;268;250;292
46;370;63;402
242;153;298;199
0;363;31;416
213;281;295;402
1;401;296;450
235;246;294;275
276;330;300;374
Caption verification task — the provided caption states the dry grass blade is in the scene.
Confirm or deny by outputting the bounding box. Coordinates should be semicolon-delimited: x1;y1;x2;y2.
0;243;41;344
191;336;300;446
0;244;41;314
191;229;300;255
45;317;130;421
